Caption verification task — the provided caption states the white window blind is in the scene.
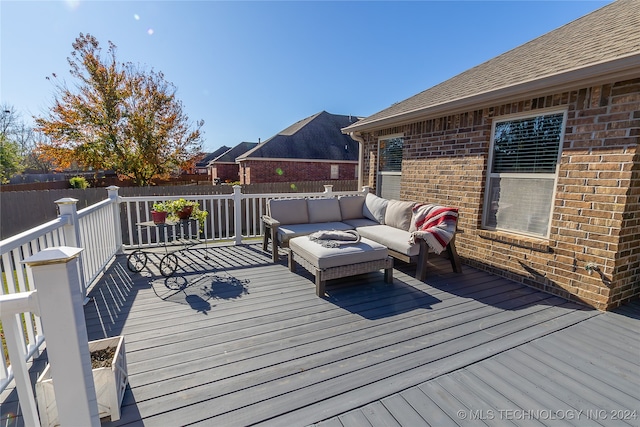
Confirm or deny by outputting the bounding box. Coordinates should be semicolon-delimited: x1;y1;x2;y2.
484;111;565;237
377;136;403;199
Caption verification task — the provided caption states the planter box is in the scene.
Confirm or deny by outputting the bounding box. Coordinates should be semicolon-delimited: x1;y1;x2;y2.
36;336;128;426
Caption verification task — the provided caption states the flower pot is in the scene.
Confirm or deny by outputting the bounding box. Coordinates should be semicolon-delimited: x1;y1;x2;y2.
151;210;167;224
36;336;128;425
176;205;193;220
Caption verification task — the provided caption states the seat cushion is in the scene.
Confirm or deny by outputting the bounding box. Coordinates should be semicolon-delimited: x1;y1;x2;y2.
277;222;354;245
289;236;388;269
307;198;342;223
342;218;379;228
355;224;420;257
268;198;309;225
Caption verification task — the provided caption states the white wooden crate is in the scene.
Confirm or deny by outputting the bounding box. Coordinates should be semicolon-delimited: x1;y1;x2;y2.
36;336;128;426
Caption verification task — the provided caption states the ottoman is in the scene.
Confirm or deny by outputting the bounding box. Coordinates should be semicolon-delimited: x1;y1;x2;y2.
288;235;393;297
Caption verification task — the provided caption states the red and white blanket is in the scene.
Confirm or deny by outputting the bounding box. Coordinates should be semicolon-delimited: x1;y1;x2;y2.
409;204;458;254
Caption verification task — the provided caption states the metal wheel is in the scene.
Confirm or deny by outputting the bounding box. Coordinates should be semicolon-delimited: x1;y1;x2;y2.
127;250;147;272
159;253;179;276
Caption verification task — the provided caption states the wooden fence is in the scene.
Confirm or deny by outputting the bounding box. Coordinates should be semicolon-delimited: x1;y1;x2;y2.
0;180;358;239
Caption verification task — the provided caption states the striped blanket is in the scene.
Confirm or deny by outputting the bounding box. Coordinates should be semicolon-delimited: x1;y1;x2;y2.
409;204;458;254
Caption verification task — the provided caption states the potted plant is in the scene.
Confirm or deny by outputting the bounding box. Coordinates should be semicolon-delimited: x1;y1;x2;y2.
166;199;208;230
151;201;170;224
36;336;128;425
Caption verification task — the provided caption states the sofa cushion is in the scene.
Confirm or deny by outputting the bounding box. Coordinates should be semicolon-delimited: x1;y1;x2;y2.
362;193;389;224
342;218;379;228
277;221;353;245
268;198;309;225
385;200;416;231
289;236;388;269
338;195;365;220
355;224;421;257
307;198;342;223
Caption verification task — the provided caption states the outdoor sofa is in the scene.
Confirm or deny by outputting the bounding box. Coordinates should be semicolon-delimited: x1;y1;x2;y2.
262;193;462;280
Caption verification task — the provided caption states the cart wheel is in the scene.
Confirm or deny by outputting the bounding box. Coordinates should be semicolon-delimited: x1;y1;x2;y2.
160;253;179;276
127;250;147;272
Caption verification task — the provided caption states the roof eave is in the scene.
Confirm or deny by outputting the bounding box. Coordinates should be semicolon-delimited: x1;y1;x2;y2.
342;53;640;134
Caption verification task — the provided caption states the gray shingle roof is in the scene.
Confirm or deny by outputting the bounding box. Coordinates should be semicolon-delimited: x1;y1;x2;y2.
238;111;360;161
344;0;640;132
210;142;258;164
196;146;231;167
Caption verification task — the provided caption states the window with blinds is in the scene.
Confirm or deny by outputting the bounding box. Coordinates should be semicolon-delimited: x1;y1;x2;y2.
483;110;566;237
378;136;403;199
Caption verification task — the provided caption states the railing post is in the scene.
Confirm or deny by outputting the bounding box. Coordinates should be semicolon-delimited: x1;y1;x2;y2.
0;292;41;427
22;247;100;427
107;186;123;254
233;185;243;245
55;197;87;300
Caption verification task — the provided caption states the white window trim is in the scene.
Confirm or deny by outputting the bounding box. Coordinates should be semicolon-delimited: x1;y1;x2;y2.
482;108;567;239
377;133;404;198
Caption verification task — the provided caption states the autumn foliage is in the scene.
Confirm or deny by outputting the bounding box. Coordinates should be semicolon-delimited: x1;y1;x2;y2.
36;33;204;186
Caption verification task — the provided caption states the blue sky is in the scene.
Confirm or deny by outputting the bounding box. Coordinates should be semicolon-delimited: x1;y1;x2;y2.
1;0;611;152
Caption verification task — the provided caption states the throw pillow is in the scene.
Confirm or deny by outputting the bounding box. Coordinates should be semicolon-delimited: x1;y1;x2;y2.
338;195;365;220
362;193;389;224
385;200;416;231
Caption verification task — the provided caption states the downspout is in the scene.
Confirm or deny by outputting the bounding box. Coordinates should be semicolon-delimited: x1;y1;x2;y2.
348;131;365;191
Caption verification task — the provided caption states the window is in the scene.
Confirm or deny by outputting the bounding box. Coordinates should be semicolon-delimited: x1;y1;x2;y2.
377;135;403;199
483;110;566;237
330;164;339;179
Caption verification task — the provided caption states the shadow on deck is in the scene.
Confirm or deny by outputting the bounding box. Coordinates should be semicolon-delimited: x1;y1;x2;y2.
2;242;638;426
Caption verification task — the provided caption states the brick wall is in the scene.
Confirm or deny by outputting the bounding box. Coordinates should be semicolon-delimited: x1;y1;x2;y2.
211;163;240;183
360;78;639;310
240;160;357;184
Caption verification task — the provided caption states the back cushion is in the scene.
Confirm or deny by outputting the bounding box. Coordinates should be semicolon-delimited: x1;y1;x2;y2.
385;200;416;231
362;193;389;224
267;198;309;225
307;198;342;223
338;196;365;220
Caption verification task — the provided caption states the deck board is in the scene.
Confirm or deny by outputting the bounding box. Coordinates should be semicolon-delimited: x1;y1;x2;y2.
2;243;638;427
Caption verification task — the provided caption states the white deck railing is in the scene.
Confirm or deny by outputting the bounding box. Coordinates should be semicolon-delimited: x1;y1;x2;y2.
120;184;366;248
0;186;120;394
0;183;365;424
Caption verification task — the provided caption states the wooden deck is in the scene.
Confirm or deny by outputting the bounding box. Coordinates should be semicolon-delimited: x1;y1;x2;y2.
2;242;639;426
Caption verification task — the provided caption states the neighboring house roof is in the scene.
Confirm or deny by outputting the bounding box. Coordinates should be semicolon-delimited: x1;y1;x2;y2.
344;0;640;133
196;146;231;168
237;111;361;161
209;142;258;165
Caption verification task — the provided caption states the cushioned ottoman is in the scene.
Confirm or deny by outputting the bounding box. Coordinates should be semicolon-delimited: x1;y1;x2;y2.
288;236;393;297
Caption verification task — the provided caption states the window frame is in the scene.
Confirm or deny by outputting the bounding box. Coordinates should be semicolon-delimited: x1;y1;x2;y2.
482;108;567;238
377;134;404;199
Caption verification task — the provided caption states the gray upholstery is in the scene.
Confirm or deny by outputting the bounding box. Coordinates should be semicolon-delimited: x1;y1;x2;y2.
338;195;365;220
267;198;309;225
307;198;342;223
277;221;352;244
355;224;421;257
262;192;461;280
385;200;415;231
362;193;388;223
289;236;388;269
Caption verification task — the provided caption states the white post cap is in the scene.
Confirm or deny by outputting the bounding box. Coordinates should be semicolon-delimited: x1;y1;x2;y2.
22;246;84;266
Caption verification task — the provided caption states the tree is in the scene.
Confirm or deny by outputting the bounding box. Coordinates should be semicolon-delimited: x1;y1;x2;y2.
36;33;204;186
0;134;23;183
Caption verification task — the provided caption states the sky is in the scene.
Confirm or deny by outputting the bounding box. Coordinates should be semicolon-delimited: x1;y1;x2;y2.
1;0;612;153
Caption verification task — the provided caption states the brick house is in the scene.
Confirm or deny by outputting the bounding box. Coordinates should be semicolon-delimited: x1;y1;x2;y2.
236;111;360;184
207;142;258;183
193;146;230;175
343;0;639;311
